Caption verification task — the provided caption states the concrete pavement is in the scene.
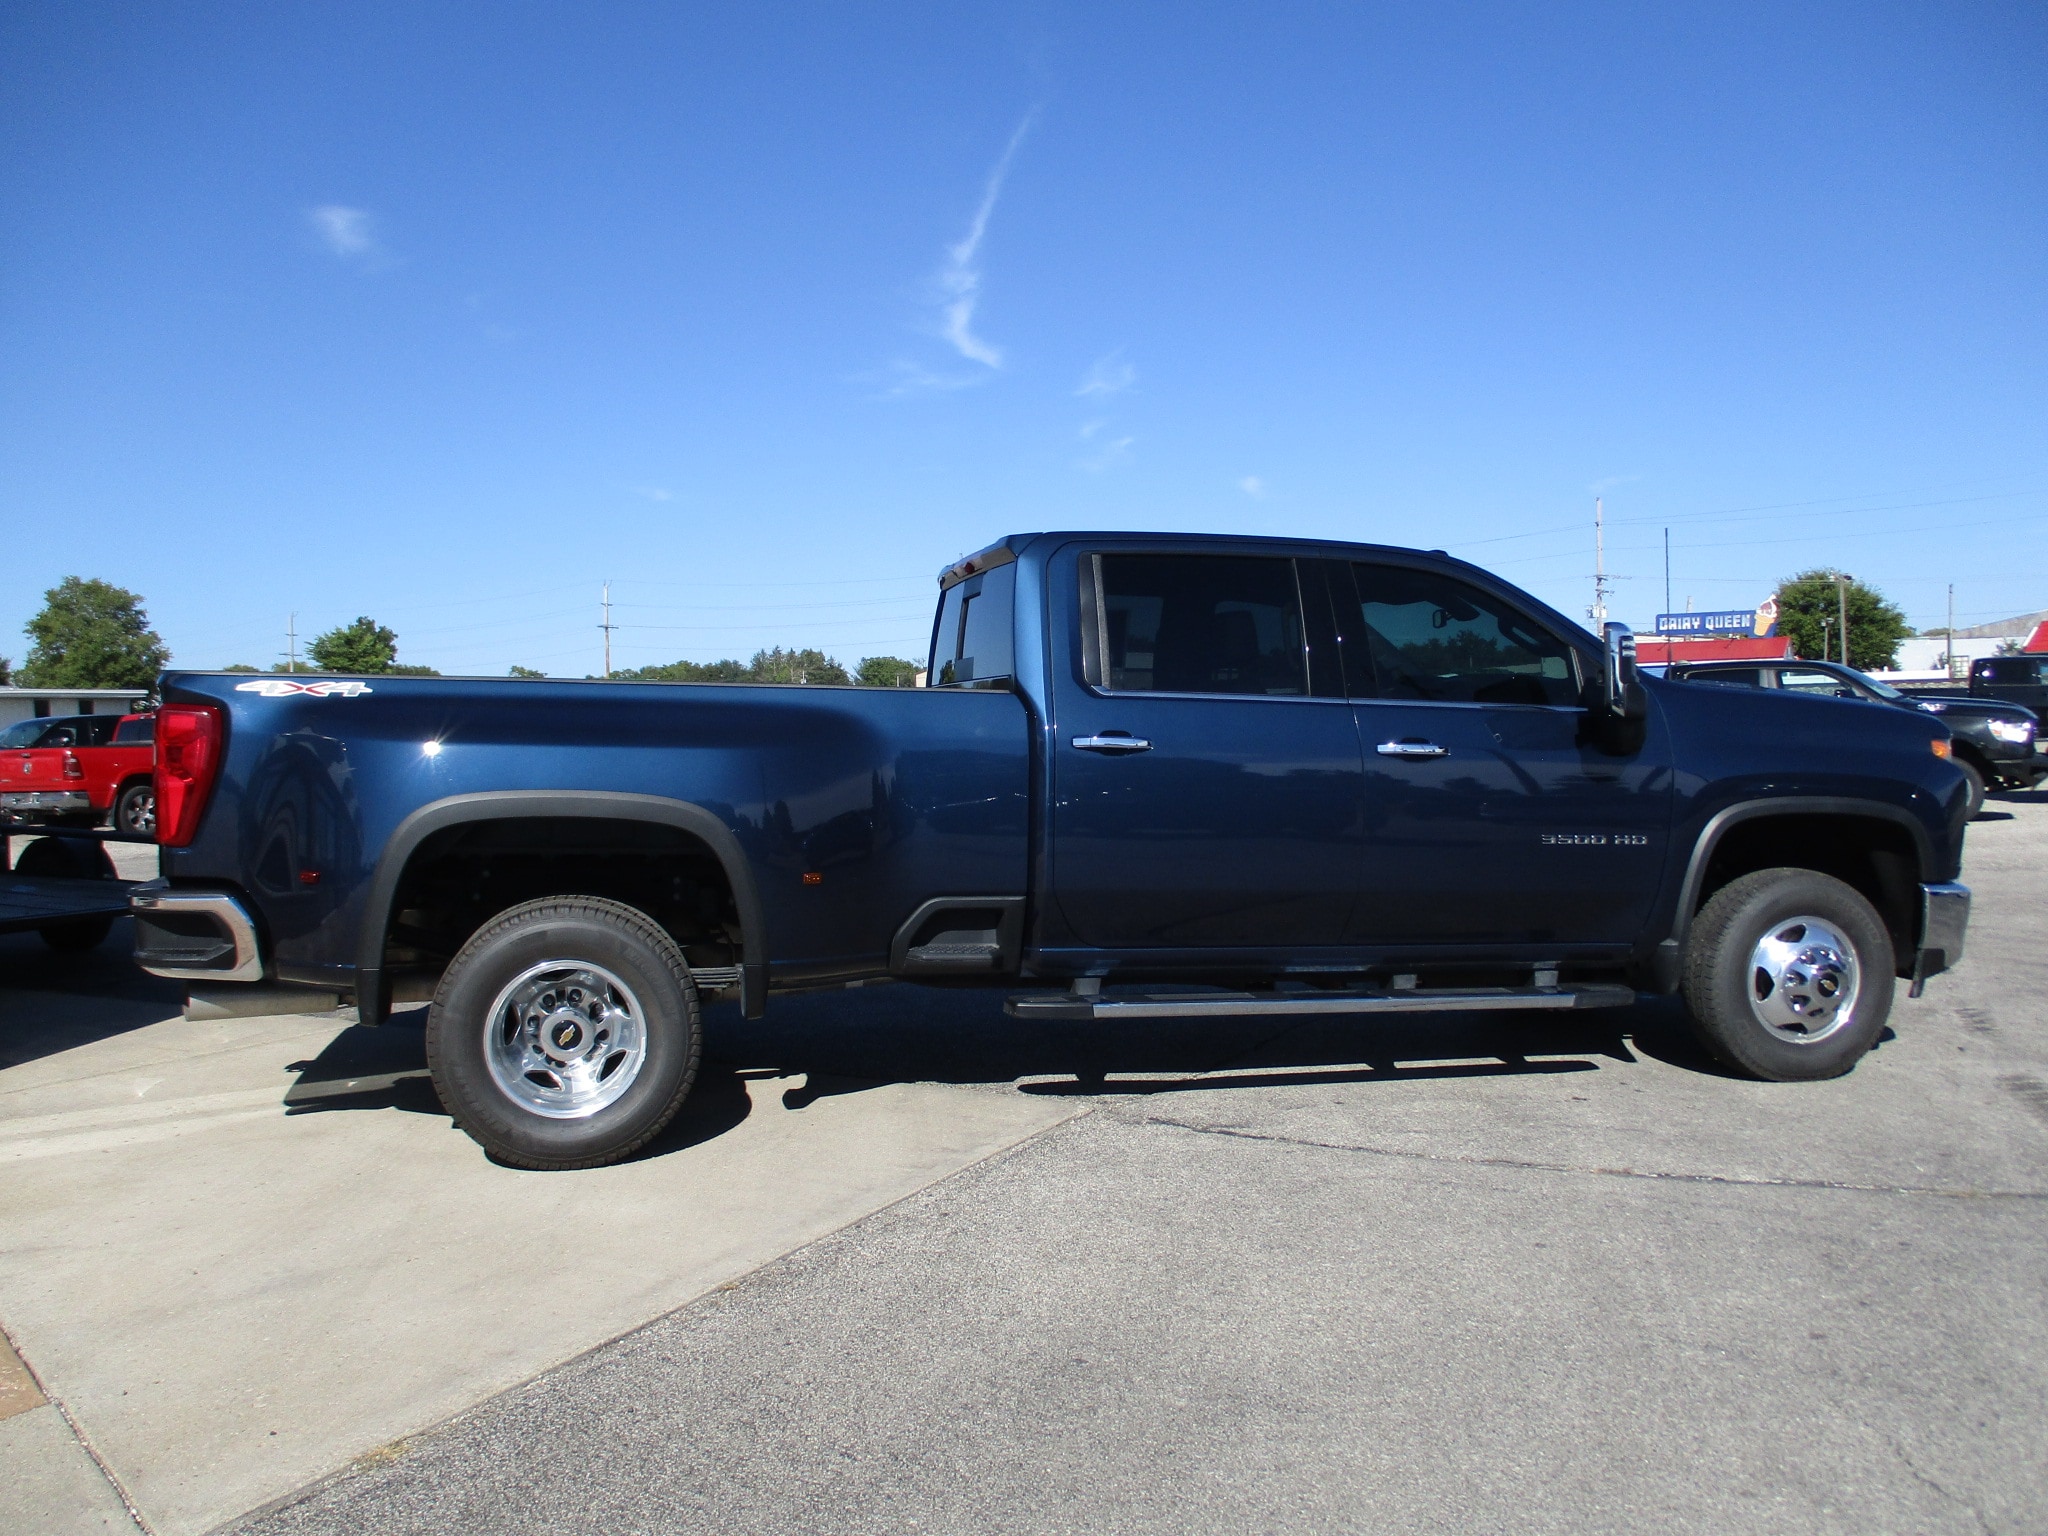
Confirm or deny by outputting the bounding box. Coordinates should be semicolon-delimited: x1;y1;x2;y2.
233;792;2048;1536
3;797;2044;1534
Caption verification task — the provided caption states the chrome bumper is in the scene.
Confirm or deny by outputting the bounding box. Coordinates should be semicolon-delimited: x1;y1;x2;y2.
1911;881;1971;996
2;790;92;813
130;879;264;983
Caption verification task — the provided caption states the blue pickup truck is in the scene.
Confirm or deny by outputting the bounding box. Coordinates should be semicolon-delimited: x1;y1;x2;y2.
133;532;1972;1168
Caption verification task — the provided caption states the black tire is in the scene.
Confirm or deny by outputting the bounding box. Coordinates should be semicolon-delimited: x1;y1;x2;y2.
1681;868;1895;1081
114;781;156;837
15;836;120;951
426;897;701;1170
1956;760;1986;820
15;836;118;881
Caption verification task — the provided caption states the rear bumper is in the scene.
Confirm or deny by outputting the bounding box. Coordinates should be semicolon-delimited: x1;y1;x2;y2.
1911;881;1970;995
130;880;264;982
1;790;93;814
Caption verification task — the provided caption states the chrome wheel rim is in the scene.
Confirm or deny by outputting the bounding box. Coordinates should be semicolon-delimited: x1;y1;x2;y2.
125;791;155;835
483;961;648;1119
1746;915;1861;1044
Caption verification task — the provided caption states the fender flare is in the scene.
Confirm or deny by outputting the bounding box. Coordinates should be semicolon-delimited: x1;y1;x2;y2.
1651;795;1936;990
356;790;766;1023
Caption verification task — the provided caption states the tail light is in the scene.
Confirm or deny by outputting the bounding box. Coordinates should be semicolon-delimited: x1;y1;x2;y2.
62;751;83;779
155;705;225;847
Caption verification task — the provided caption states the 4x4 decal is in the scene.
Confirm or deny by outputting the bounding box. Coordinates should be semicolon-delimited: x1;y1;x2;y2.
233;679;375;698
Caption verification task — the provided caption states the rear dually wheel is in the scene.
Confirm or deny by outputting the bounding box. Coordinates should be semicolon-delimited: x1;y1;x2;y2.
426;897;701;1170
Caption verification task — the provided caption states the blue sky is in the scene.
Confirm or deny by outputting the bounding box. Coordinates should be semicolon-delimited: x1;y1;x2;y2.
3;3;2044;676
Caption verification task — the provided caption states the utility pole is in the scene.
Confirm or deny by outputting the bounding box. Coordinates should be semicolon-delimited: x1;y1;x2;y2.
286;613;298;673
1836;574;1851;667
1663;527;1671;618
600;582;615;680
1590;496;1610;626
1946;583;1957;680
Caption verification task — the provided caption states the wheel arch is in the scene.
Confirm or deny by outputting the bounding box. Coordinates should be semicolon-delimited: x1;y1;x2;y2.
1657;797;1934;985
357;791;766;1023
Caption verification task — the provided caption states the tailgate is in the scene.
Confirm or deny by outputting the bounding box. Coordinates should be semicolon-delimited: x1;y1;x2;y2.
2;749;79;791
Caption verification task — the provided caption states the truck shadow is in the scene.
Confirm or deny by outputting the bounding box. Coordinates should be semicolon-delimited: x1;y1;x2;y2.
275;986;1790;1163
713;983;1751;1115
0;920;189;1070
279;1007;757;1155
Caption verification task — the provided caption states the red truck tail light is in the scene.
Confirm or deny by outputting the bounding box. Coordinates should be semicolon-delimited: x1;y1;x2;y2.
155;704;225;847
62;751;83;779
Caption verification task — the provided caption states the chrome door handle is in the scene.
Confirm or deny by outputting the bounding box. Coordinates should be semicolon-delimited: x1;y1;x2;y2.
1072;734;1153;754
1376;739;1449;758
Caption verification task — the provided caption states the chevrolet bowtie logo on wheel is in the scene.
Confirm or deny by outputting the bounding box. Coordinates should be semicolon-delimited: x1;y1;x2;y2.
232;679;375;698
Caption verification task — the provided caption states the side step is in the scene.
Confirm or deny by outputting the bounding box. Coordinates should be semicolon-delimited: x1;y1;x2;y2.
1005;983;1636;1022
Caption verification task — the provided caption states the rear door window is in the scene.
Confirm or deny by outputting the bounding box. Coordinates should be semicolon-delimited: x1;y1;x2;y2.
1345;564;1579;707
1085;554;1307;696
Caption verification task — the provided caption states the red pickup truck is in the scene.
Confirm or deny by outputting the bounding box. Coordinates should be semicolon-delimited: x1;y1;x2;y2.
0;713;157;833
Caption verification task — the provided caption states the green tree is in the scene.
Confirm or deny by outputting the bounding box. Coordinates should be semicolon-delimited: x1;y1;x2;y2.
508;664;547;679
19;577;170;688
307;617;398;673
857;656;921;688
1773;570;1910;672
609;658;750;682
0;656;11;685
222;663;262;673
748;646;849;685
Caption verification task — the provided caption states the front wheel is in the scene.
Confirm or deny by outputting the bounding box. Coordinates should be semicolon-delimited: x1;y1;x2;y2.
1956;760;1986;820
426;897;702;1169
1681;868;1895;1081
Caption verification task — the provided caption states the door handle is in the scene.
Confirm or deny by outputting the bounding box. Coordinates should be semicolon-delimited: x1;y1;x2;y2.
1072;733;1153;754
1376;739;1449;758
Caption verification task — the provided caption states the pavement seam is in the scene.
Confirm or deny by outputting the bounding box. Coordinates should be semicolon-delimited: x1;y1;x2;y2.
0;1313;153;1534
208;1096;1099;1535
1139;1114;2048;1201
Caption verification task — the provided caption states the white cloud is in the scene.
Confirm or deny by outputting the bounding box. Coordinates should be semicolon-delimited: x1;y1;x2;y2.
1588;474;1640;494
932;113;1035;370
1238;476;1267;499
1076;352;1136;397
871;359;992;398
626;485;674;503
1078;435;1136;473
308;205;378;259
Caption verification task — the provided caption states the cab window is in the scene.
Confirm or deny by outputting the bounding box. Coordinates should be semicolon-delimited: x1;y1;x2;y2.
1345;564;1578;707
113;716;155;745
929;562;1016;688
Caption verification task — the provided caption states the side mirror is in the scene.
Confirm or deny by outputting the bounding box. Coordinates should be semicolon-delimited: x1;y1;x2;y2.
1601;622;1645;720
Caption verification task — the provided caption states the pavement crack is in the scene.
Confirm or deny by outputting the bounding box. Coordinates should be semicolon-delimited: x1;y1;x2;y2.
1140;1115;2048;1201
1890;1435;1995;1535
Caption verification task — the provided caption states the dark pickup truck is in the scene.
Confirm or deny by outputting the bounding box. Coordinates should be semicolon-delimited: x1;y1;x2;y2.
134;532;1973;1168
1663;657;2042;811
1969;654;2048;713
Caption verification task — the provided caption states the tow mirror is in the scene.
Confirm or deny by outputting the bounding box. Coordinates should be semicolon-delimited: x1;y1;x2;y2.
1600;622;1645;720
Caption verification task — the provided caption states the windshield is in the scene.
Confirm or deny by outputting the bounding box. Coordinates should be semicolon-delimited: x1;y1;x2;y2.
1846;668;1906;700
